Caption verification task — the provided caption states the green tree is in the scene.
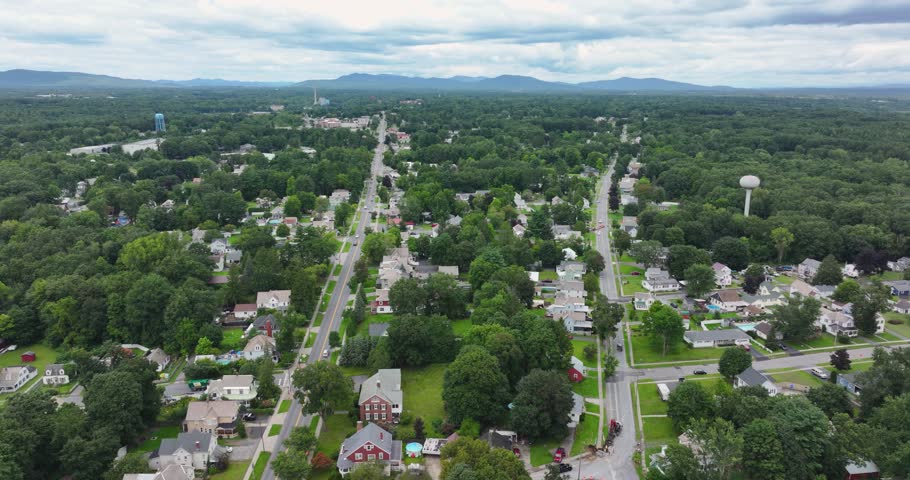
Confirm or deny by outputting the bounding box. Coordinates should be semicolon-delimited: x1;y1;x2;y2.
271;450;312;480
386;315;457;367
771;293;821;342
812;255;843;286
510;369;574;439
590;294;624;340
443;346;511;425
612;229;632;256
766;396;830;479
361;232;390;264
291;361;351;423
284;195;302;217
527;209;553;240
832;279;863;304
642;303;685;356
806;383;853;418
718;347;752;380
284;426;318;452
667;381;715;430
853;281;890;336
741;419;786;480
684;264;716;299
830;349;851;371
583;249;605;274
335;202;354;228
712;236;749;271
687;418;743;480
257;358;281;401
104;453;151;480
84;370;146;444
630;240;664;267
770;227;794;263
440;437;530;480
275;223;291;238
742;264;765;295
667;245;711;280
349;462;386;480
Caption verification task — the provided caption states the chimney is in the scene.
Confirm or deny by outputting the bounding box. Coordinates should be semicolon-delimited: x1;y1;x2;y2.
265;319;272;338
376;379;381;389
356;421;363;432
195;441;200;451
379;432;384;440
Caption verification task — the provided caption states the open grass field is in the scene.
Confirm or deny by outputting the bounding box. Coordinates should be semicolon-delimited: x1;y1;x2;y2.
585;400;601;416
572;377;599;397
884;312;910;338
872;271;905;281
210;460;252;480
571;414;600;456
136;425;181;453
642;417;677;447
401;364;447;436
539;270;559;281
451;319;473;337
637;383;668;416
221;328;245;350
249;451;271;480
316;414;357;457
630;333;726;365
572;340;598;368
792;334;838;350
530;437;562;467
0;344;60;398
620;275;647;294
619;264;645;275
774;275;795;285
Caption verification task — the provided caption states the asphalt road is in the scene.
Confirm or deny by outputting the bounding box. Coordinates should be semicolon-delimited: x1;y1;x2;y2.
260;115;387;480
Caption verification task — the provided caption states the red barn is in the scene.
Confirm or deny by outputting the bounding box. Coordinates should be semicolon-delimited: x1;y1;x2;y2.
20;351;36;362
568;356;586;382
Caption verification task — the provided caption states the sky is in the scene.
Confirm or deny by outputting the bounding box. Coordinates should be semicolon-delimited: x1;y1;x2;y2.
1;0;909;87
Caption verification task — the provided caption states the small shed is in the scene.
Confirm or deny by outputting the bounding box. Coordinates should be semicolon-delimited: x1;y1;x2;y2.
20;351;36;362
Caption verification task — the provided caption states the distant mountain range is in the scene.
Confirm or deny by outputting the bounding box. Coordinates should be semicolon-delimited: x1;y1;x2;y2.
1;68;908;93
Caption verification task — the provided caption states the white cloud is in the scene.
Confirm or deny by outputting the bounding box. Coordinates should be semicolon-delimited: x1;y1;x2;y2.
0;0;908;86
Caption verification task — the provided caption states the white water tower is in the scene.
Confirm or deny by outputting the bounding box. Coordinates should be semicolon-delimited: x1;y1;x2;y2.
740;175;760;217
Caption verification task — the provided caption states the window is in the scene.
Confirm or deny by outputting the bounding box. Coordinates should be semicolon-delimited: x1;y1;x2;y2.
366;404;371;411
366;444;373;451
355;453;363;460
368;454;375;461
381;413;387;420
378;453;384;459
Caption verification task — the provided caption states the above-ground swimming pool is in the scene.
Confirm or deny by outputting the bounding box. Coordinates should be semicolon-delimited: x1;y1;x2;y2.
406;442;423;458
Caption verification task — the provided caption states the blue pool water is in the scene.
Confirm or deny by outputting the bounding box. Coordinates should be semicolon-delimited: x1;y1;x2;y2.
706;305;722;311
737;323;758;332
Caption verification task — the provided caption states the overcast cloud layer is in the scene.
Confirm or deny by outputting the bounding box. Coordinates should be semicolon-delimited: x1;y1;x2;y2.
1;0;909;87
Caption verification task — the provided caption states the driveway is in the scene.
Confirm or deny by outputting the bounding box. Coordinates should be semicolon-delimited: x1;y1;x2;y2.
424;456;442;479
221;437;259;461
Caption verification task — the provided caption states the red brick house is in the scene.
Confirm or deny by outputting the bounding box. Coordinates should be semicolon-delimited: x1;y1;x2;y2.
337;422;402;476
358;369;402;423
568;356;586;382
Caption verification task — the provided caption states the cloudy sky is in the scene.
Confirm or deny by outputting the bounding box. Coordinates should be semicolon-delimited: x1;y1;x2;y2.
1;0;909;87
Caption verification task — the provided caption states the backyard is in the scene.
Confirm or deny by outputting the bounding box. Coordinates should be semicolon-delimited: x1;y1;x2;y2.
529;437;563;467
136;425;181;453
401;364;447;436
572;340;598;368
884;312;910;338
629;332;726;365
642;417;677;447
637;383;668;416
539;269;559;282
572;377;599;398
316;414;357;457
221;328;245;350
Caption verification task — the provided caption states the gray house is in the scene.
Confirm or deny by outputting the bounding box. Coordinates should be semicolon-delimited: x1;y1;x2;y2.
149;431;219;471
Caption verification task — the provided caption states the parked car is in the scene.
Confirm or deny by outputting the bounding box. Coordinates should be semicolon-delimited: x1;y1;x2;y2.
693;369;708;375
512;448;521;458
631;271;641;276
322;349;330;359
559;464;573;473
242;412;256;421
553;447;565;463
810;367;829;379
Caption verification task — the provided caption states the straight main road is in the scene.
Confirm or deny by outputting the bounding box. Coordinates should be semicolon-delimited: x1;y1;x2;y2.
260;115;387;480
594;158;639;479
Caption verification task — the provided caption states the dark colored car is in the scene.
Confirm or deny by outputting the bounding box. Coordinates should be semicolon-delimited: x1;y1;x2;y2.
693;369;708;375
631;271;641;276
242;412;256;421
559;464;573;473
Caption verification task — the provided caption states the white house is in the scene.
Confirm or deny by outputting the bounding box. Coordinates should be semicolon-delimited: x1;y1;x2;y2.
642;269;681;293
888;257;910;272
742;281;784;308
149;432;219;471
843;264;859;278
712;263;732;287
735;367;778;396
683;330;751;348
798;258;821;280
146;348;171;373
232;303;258;320
620;216;638;238
256;290;291;311
242;334;276;360
206;375;257;404
512;224;526;238
0;366;37;393
123;464;194;480
42;363;70;385
895;299;910;315
709;289;749;312
633;292;656;311
567;393;584;428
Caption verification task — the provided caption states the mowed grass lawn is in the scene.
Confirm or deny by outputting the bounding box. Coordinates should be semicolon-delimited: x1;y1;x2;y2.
278;399;291;414
401;364;447;437
637;384;668;416
268;424;282;437
884;312;910;338
539;270;559;281
250;451;271;480
210;460;252;480
451;319;473;337
630;333;726;364
316;415;357;457
221;328;245;350
0;343;59;376
354;313;395;336
530;437;562;467
769;370;825;388
619;264;645;275
571;414;600;456
136;425;181;453
621;275;647;294
642;417;677;447
572;377;599;398
572;340;598;368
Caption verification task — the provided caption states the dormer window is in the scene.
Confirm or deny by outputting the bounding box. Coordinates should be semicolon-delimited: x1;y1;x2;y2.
365;444;373;451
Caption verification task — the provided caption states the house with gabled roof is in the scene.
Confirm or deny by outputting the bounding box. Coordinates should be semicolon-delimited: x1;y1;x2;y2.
206;375;257;404
712;263;732;287
242;334;275;361
798;258;821;280
256;290;291;311
359;369;402;423
735;367;777;396
709;289;748;312
42;363;70;385
149;431;219;471
337;423;402;476
122;464;194;480
183;400;239;438
568;356;586;382
0;366;37;393
146;348;170;372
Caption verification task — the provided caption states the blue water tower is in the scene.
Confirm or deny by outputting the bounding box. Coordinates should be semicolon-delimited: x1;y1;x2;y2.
154;113;166;133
